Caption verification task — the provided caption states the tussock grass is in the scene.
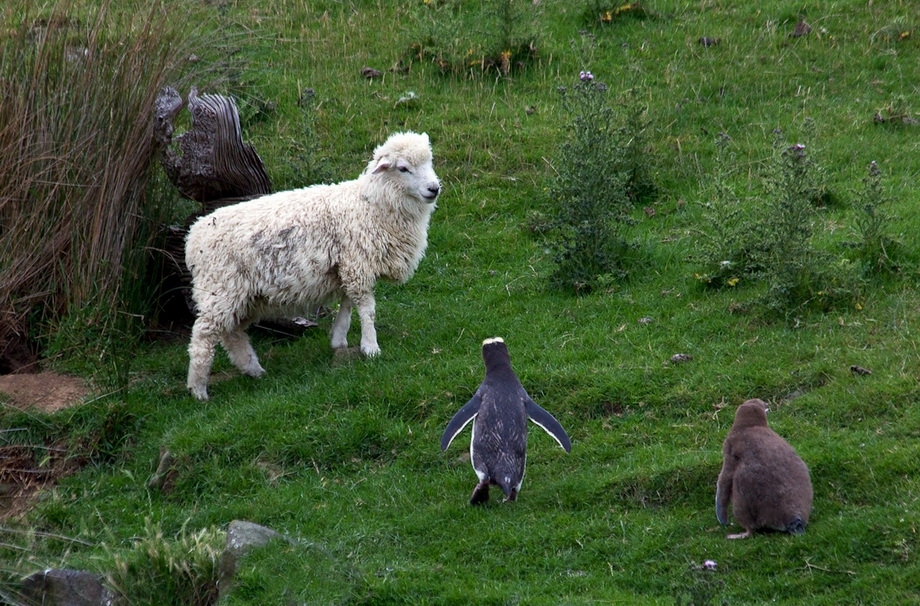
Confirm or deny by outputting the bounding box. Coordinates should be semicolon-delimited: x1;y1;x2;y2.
2;0;920;604
0;0;235;380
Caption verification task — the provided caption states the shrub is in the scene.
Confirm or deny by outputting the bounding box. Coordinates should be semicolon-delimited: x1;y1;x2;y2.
546;71;656;293
698;130;862;317
853;161;899;275
695;133;765;289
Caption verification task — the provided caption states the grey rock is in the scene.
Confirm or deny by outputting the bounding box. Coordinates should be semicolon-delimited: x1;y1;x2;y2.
218;520;291;599
20;569;115;606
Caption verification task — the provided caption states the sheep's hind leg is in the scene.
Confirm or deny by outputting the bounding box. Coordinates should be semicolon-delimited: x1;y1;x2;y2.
221;325;265;378
330;297;353;350
187;319;220;401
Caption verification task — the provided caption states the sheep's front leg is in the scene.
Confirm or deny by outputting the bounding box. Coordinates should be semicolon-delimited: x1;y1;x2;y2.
330;297;353;350
353;294;380;357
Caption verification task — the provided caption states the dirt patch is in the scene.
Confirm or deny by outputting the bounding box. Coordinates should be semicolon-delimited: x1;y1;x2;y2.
0;372;91;519
0;372;90;414
0;442;85;521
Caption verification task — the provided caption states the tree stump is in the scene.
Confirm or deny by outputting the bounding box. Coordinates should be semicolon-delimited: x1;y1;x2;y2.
153;87;272;326
154;86;271;208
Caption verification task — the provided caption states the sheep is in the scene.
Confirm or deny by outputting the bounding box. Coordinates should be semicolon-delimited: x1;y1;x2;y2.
184;131;441;400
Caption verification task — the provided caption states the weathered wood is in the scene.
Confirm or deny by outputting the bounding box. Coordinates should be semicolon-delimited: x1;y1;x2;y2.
154;86;271;209
153;86;273;324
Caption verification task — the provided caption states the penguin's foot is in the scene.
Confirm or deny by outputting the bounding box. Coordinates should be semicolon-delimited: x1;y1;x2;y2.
786;517;806;535
502;487;518;503
470;482;490;505
726;529;751;540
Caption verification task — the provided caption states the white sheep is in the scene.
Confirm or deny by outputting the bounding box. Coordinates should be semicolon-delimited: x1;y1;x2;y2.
184;131;441;400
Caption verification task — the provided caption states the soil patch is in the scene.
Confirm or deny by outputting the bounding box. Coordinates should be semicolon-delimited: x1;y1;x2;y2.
0;372;90;520
0;372;90;414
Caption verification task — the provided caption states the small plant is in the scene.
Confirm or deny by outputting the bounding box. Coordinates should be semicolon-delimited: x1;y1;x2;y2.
695;133;764;289
873;95;918;126
546;70;656;293
853;160;898;275
106;520;223;605
699;130;861;317
407;0;542;76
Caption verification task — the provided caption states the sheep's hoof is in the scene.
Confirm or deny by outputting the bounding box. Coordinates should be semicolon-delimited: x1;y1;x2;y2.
189;387;209;401
361;345;381;358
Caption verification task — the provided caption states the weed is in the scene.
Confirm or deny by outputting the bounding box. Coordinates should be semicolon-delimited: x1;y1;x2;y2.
699;129;861;317
408;0;542;76
546;71;655;292
695;133;763;289
106;519;223;606
853;161;899;275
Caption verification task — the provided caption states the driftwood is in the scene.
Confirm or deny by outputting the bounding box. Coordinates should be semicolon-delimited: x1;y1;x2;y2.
154;86;271;210
152;87;321;334
153;87;272;325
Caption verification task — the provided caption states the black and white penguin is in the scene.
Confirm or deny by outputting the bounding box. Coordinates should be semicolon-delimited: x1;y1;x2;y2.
440;337;571;505
716;398;813;539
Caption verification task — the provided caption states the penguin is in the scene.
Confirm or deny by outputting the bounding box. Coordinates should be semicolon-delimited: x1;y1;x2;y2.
715;398;813;539
440;337;571;505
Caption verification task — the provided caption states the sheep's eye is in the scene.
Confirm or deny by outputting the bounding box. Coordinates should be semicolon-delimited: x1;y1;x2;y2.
398;166;411;173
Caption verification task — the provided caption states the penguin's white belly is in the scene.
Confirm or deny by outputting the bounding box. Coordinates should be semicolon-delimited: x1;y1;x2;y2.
470;422;488;481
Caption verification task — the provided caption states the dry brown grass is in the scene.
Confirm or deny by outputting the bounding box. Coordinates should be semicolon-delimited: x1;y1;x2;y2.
0;0;230;372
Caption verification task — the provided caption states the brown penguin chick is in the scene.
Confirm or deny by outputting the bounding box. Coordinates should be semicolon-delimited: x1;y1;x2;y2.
715;398;813;539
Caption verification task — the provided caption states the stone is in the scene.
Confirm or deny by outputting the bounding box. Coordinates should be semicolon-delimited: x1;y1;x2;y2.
19;569;115;606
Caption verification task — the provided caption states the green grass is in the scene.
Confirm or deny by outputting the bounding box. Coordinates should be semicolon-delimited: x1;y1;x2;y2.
3;0;920;604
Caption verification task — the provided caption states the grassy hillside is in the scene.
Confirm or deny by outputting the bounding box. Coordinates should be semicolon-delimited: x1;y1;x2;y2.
2;0;920;604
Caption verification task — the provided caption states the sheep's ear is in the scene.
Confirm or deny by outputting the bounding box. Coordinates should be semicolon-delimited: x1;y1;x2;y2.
372;157;392;174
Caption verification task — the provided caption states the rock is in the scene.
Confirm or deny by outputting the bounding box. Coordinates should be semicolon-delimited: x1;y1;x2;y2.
218;520;292;600
19;569;115;606
147;447;176;493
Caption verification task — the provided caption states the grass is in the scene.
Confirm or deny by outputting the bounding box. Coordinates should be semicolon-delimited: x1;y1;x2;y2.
2;0;920;604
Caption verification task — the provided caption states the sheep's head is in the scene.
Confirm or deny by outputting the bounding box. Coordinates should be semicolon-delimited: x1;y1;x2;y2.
366;132;441;205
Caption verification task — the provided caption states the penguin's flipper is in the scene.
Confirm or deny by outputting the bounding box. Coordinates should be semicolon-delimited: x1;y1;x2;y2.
524;399;572;453
440;392;482;451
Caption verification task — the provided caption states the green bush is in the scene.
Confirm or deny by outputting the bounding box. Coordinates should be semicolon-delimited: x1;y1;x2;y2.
547;72;656;292
853;160;899;275
699;130;862;317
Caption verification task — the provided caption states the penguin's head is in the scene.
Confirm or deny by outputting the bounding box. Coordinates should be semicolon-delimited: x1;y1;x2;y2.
733;398;769;430
481;337;512;372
